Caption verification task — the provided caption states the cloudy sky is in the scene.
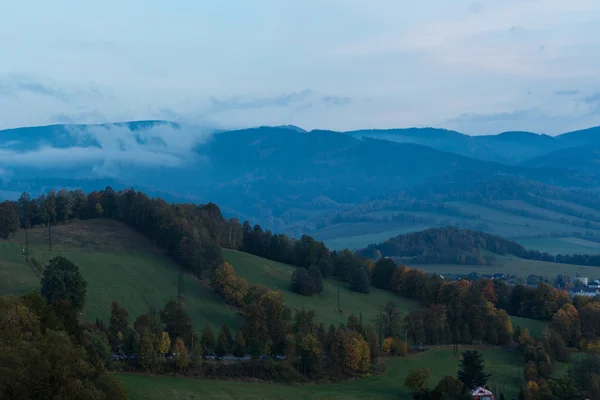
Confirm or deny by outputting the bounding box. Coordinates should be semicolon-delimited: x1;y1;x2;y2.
2;0;600;135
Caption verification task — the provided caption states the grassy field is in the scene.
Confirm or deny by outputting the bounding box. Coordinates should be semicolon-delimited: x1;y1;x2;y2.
509;316;548;339
0;242;40;295
547;199;600;219
412;253;600;281
224;250;420;327
310;222;431;250
515;237;600;255
0;220;241;331
118;346;524;400
309;198;600;253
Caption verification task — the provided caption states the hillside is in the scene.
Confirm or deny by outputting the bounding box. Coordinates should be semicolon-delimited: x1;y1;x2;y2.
522;145;600;175
0;219;241;330
358;227;546;263
357;227;600;278
0;217;420;333
224;250;419;326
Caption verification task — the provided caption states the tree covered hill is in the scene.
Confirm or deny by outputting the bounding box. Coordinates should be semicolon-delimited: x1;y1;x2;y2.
347;125;600;164
357;227;536;265
358;226;600;267
522;144;600;176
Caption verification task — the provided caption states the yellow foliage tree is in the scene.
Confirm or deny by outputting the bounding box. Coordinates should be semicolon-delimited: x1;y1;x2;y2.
519;328;531;346
159;332;171;355
358;338;371;372
551;303;581;347
383;337;395;353
173;337;189;371
344;336;362;371
496;309;513;334
224;276;249;306
211;262;249;307
527;380;539;394
211;262;235;292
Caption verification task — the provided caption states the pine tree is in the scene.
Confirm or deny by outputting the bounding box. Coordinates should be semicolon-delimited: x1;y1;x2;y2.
458;350;491;389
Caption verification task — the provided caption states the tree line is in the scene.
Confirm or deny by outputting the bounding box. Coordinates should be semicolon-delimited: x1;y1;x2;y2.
1;188;378;287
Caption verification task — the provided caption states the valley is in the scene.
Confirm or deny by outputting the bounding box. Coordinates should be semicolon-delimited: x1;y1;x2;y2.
1;122;600;400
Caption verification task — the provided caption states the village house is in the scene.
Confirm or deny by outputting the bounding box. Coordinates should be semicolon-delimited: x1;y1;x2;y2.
471;387;494;400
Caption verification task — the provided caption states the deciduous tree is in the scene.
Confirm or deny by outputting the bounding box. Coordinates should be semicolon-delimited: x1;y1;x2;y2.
405;368;431;392
160;298;193;344
433;376;465;400
40;256;87;312
173;337;189;371
349;267;370;293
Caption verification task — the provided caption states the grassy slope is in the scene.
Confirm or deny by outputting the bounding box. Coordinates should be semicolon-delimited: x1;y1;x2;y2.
0;220;241;331
118;347;523;400
0;242;39;295
509;316;548;339
224;250;419;326
515;237;600;255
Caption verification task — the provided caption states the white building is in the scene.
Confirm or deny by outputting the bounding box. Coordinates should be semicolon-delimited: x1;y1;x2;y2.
573;277;589;286
588;280;600;289
471;387;494;400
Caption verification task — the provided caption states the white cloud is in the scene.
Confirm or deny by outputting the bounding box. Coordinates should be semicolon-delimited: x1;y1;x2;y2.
0;123;215;174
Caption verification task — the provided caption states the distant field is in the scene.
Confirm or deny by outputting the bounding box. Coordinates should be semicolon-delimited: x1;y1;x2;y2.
0;220;241;331
119;346;524;400
445;201;597;238
308;199;600;253
412;253;600;280
224;250;420;327
547;199;600;219
510;316;548;339
515;237;600;255
310;221;431;250
496;200;589;223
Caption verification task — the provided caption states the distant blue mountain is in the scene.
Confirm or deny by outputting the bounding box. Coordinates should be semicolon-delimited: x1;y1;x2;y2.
347;127;579;164
1;120;600;232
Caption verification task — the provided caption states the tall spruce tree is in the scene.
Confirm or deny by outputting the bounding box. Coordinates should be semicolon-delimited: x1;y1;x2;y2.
458;350;491;389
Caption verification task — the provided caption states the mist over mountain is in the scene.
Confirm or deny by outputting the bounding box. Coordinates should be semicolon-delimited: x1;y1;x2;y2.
1;120;599;236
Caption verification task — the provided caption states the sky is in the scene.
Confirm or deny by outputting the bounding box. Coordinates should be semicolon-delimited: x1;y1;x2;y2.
2;0;600;135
